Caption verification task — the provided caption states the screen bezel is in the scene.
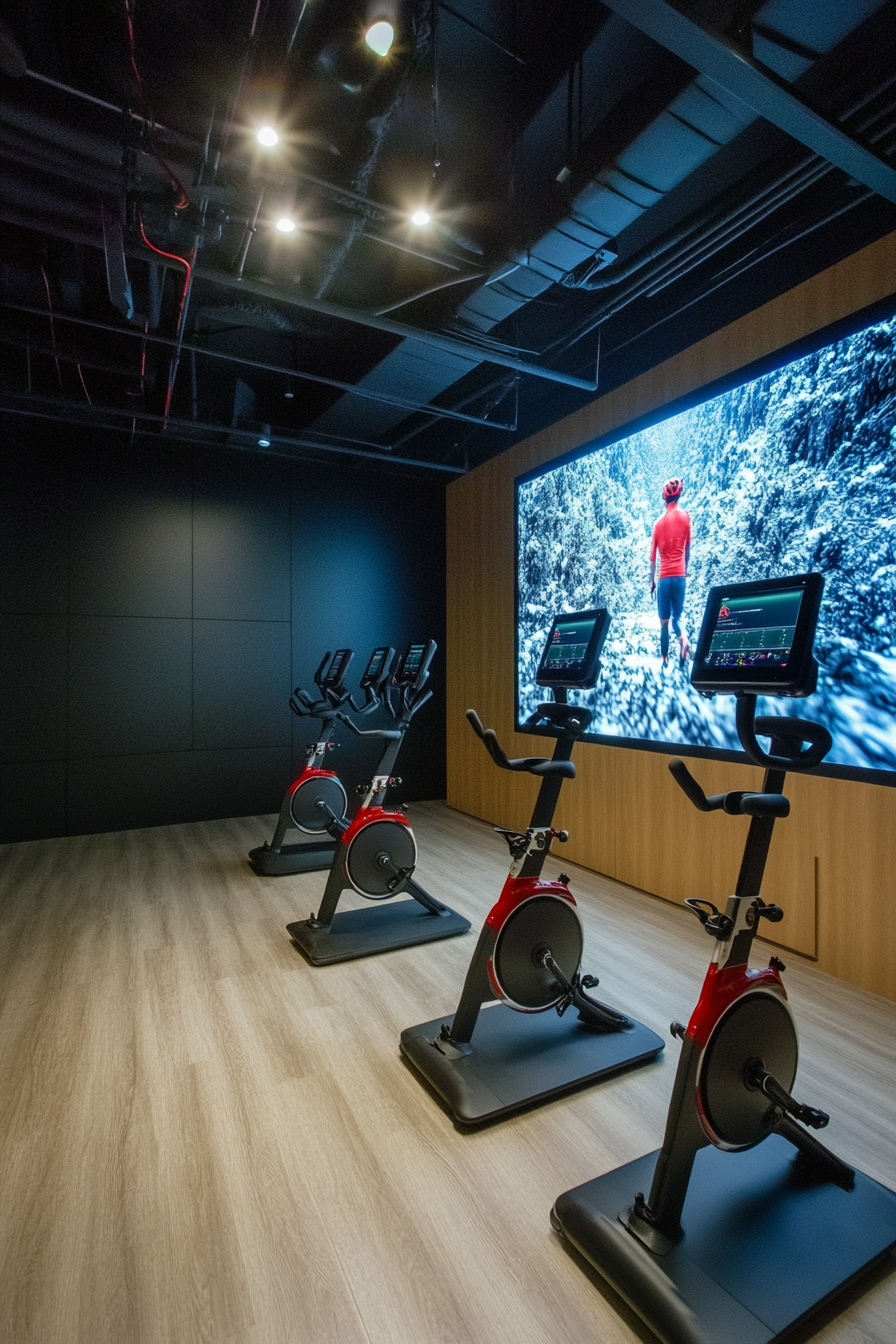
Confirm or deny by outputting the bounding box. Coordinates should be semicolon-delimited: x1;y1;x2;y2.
535;608;611;689
321;648;353;689
513;291;896;787
360;646;394;689
395;640;436;687
689;573;823;697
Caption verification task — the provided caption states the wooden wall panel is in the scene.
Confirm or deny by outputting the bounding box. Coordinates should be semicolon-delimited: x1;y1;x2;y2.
446;231;896;1000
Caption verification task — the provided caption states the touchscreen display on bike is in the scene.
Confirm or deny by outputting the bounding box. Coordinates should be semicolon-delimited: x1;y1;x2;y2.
395;640;436;687
690;573;823;696
360;646;393;688
536;609;611;689
321;648;352;688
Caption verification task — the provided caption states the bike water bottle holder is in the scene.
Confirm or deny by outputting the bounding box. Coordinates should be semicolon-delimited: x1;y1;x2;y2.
305;739;336;760
357;774;401;796
685;896;784;939
496;825;568;875
685;898;734;939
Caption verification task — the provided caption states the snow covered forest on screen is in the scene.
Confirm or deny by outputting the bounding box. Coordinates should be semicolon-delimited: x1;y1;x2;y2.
517;312;896;775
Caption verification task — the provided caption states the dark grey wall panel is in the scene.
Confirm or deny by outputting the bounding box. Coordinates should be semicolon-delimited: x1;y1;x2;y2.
189;746;291;821
0;412;447;841
0;614;68;761
0;759;67;842
193;451;291;622
288;466;447;800
68;745;292;835
68;751;203;834
69;445;192;617
69;616;192;756
0;436;68;614
192;619;291;750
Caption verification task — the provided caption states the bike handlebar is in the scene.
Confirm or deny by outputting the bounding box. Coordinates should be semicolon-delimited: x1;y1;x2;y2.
736;699;832;771
669;758;789;818
336;713;402;741
466;710;575;778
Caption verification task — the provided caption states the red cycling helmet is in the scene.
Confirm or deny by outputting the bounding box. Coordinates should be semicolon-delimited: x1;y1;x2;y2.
662;477;684;501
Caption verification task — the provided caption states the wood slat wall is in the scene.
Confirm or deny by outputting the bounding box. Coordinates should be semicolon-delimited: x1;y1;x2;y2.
446;231;896;1001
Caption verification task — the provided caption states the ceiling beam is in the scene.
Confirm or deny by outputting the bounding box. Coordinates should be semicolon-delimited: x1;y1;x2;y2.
2;401;465;474
194;267;599;392
600;0;896;205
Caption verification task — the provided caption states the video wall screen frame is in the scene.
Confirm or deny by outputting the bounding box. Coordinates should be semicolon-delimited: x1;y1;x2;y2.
515;294;896;787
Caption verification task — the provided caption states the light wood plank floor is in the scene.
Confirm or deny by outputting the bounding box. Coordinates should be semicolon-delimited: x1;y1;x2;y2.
1;801;894;1344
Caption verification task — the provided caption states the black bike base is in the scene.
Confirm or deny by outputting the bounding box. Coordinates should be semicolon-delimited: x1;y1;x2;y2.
248;838;338;876
286;900;470;965
551;1136;896;1344
400;1001;664;1125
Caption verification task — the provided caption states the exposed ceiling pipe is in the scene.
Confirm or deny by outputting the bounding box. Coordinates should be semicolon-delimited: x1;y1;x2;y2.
193;265;598;389
545;84;896;362
374;270;486;315
1;402;465;474
600;0;896;205
560;151;822;291
314;0;432;299
5;86;473;260
600;187;875;373
0;302;516;430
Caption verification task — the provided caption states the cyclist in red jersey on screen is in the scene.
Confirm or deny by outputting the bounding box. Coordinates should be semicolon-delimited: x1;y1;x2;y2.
649;477;691;669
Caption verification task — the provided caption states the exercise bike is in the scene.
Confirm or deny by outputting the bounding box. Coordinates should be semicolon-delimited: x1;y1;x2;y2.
401;610;664;1124
552;574;896;1344
286;640;471;965
249;646;393;876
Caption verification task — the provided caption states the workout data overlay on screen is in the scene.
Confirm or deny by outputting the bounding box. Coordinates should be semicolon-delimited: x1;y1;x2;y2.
543;617;598;677
708;590;804;669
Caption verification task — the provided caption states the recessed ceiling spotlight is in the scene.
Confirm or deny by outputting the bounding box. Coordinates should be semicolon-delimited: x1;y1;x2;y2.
411;208;431;227
284;391;294;399
257;125;279;147
275;216;297;233
258;435;271;447
365;20;395;56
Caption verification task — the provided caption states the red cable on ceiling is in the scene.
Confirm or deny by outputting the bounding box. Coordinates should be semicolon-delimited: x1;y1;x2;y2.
138;217;195;423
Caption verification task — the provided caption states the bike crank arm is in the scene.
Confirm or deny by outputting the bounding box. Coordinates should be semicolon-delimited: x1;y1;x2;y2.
539;949;630;1032
744;1059;829;1129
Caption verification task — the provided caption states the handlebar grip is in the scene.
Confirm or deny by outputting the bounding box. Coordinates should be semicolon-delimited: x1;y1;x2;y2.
669;758;724;811
466;708;486;741
466;709;512;771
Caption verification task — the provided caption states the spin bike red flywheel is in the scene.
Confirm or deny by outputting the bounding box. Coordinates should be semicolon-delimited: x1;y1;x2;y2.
489;890;584;1012
695;988;798;1151
345;816;417;899
289;772;348;834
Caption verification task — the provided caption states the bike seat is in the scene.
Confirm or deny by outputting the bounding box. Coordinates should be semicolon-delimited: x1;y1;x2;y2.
510;757;576;778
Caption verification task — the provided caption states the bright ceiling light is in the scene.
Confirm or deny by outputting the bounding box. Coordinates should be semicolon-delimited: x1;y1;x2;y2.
275;216;297;233
257;125;279;147
365;20;395;56
411;208;431;227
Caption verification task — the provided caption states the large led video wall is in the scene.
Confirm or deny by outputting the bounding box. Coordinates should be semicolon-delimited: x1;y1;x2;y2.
517;305;896;784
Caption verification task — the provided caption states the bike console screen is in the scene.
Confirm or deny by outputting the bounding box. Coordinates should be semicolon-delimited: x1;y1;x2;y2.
535;609;611;689
360;646;394;688
321;648;353;689
690;573;823;696
395;640;436;687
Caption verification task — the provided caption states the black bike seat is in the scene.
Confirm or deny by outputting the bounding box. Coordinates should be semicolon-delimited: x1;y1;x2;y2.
506;757;576;778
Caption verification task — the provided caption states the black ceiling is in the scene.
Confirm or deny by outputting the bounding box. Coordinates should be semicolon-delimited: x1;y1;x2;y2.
2;0;895;476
